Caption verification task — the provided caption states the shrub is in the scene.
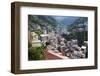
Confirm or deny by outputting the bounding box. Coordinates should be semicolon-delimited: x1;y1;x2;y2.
28;45;45;60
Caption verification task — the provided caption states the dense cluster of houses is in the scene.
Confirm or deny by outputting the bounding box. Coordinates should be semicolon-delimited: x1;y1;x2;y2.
28;23;88;59
46;37;88;59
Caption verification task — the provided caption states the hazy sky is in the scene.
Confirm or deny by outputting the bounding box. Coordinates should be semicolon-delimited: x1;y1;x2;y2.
53;16;68;22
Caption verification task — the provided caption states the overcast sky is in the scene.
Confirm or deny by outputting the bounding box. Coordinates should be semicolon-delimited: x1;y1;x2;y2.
53;16;68;22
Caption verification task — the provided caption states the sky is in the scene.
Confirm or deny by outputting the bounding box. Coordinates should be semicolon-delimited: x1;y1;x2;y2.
53;16;67;22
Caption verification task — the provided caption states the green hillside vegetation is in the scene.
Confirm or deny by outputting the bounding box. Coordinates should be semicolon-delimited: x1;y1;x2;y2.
66;17;88;46
28;15;58;31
